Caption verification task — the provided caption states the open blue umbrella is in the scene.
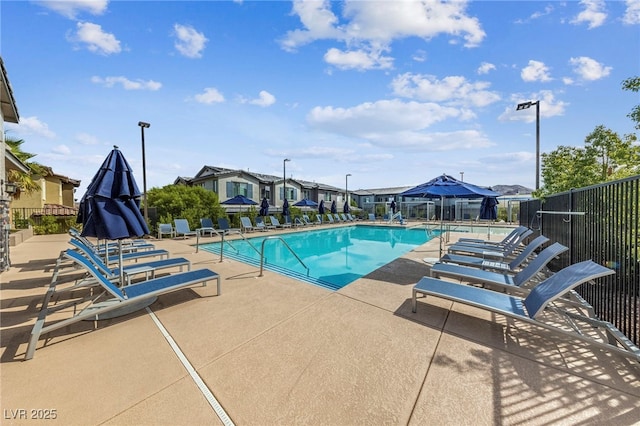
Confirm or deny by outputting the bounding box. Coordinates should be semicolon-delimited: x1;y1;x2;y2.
400;174;499;256
259;197;270;216
221;194;258;214
78;146;149;285
282;198;290;217
293;198;318;208
318;200;325;214
330;200;337;214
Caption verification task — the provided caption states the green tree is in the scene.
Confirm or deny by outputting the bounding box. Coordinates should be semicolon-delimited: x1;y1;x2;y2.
146;184;226;231
622;76;640;129
536;126;640;197
5;135;50;194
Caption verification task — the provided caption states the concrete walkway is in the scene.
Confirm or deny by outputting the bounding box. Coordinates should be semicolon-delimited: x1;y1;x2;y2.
1;228;639;425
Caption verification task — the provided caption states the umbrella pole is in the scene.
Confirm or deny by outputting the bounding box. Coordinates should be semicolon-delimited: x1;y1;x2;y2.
439;196;444;258
119;240;125;286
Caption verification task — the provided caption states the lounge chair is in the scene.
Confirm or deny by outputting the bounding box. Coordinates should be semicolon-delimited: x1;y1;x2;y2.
368;213;376;223
440;235;550;272
269;216;290;228
67;238;191;286
339;214;349;222
447;229;534;258
158;223;175;239
412;260;640;363
313;214;323;225
69;228;155;254
333;214;342;222
294;217;305;227
326;214;335;224
283;215;293;228
255;216;271;231
431;242;568;295
218;217;241;235
174;219;198;239
240;216;255;233
25;249;220;360
198;218;221;237
70;238;169;265
456;225;529;246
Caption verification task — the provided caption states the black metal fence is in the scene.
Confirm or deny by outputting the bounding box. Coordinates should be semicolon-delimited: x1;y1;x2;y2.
519;175;639;346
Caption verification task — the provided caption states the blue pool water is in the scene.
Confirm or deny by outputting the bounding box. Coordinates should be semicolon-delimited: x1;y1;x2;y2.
200;225;435;290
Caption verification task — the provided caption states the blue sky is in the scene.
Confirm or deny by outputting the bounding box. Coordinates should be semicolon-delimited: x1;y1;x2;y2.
3;0;639;199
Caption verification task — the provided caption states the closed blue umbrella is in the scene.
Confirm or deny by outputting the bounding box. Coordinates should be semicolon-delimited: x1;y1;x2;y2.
259;197;269;216
318;200;325;214
282;198;290;217
330;200;337;214
78;146;149;284
343;201;350;214
479;196;499;220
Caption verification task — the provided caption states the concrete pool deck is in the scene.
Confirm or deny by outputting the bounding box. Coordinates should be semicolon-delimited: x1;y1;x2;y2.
1;225;639;425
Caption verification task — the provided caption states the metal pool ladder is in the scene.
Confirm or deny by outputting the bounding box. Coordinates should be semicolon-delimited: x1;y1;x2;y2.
259;236;309;277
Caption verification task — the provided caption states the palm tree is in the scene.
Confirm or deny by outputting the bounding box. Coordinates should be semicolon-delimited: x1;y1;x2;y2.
5;134;50;195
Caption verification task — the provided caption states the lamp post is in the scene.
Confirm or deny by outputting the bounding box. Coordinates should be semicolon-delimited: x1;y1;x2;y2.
459;171;464;182
345;173;351;206
283;158;290;207
516;100;540;190
138;121;151;227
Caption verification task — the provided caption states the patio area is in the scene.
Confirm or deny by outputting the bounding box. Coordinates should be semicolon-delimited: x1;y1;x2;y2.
1;228;639;425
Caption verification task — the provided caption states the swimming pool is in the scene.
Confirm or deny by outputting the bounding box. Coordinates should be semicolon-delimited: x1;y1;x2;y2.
200;225;435;290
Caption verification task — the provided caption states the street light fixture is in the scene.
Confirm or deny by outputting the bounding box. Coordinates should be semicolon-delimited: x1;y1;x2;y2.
516;100;540;190
283;158;290;206
345;173;352;206
138;121;151;227
459;171;464;182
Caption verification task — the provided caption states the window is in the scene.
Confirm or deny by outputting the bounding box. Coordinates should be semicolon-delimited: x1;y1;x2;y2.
226;181;253;198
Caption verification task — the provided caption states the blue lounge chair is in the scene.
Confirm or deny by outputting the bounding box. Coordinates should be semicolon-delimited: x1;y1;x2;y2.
412;260;640;363
256;216;274;230
456;225;529;246
240;216;255;233
440;235;550;272
174;219;198;239
314;214;323;225
447;229;534;258
218;217;241;234
269;216;290;228
294;217;305;227
368;213;376;223
66;238;190;286
158;223;175;239
25;249;221;360
69;238;169;266
431;242;568;295
198;218;221;237
69;228;155;254
326;214;335;224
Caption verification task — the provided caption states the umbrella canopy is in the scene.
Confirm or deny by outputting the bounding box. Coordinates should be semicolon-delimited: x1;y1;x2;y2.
259;197;270;216
78;147;149;241
400;174;500;257
330;200;337;214
282;198;290;216
221;195;258;206
77;147;149;285
318;200;325;214
400;174;499;199
293;198;319;208
343;201;350;214
479;196;499;220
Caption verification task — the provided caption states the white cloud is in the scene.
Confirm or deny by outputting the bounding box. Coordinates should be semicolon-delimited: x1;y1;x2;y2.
75;133;100;145
91;76;162;90
52;145;71;155
623;0;640;25
308;99;462;137
477;62;496;75
280;0;485;70
68;22;121;55
571;0;607;29
324;47;393;71
173;24;208;58
515;4;554;24
35;0;108;19
247;91;276;107
391;73;500;108
194;87;225;104
499;90;568;122
6;116;56;139
521;60;552;82
569;56;612;81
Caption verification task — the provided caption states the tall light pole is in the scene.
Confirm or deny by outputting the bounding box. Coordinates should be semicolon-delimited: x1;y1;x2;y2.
459;171;464;182
516;100;540;190
345;173;352;206
283;158;290;206
138;121;150;227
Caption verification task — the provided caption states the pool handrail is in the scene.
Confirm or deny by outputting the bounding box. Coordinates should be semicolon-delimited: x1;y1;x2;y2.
259;236;309;277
